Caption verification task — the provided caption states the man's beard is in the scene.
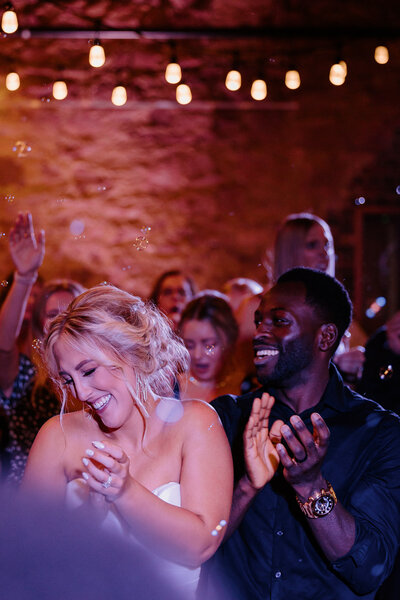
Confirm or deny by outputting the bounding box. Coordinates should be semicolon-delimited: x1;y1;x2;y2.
256;336;314;387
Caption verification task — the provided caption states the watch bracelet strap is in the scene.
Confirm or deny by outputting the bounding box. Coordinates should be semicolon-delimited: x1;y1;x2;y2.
296;481;337;519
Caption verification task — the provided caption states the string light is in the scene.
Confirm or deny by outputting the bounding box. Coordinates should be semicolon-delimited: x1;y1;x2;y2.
251;78;267;101
165;42;181;84
374;45;389;64
5;71;19;90
165;62;181;84
89;39;105;68
1;4;18;34
52;80;68;100
176;83;192;105
225;69;241;91
225;51;241;91
111;85;127;106
329;62;346;86
285;69;301;90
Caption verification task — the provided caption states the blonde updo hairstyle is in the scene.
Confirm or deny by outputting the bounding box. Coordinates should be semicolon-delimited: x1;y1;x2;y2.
43;285;190;418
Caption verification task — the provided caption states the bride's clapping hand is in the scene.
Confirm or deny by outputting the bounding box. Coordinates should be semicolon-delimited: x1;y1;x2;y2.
81;439;131;501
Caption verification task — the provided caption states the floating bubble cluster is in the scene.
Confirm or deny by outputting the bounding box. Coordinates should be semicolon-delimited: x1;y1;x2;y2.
379;364;393;380
56;197;67;205
0;233;6;238
0;280;8;287
354;196;366;206
133;235;149;251
121;265;132;271
5;194;15;203
41;97;51;103
133;226;151;251
32;338;42;350
205;343;216;355
97;185;107;191
211;519;227;536
365;296;386;319
12;141;32;158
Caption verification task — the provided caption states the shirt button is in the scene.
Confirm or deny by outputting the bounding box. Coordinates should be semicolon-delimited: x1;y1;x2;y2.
276;530;283;536
275;571;282;579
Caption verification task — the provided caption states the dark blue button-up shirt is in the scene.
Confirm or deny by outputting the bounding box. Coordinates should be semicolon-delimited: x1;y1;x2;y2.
205;366;400;600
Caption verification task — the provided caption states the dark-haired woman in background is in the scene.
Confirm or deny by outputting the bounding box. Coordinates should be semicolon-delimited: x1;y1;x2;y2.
150;270;196;332
177;294;241;403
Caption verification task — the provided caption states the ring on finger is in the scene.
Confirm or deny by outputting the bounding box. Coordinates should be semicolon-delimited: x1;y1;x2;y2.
102;473;112;489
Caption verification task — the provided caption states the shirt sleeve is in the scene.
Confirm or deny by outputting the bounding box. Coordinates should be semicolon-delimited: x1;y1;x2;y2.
332;413;400;594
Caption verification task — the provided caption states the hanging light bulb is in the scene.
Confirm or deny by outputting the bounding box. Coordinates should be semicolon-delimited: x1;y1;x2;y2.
6;71;19;90
329;62;346;86
111;85;127;106
1;4;18;34
251;79;267;101
165;62;181;84
285;69;301;90
165;42;182;84
89;40;105;68
374;45;389;64
225;70;241;91
176;83;192;105
52;81;68;100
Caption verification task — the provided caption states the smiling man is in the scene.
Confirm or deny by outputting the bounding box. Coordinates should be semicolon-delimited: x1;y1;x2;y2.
202;267;400;600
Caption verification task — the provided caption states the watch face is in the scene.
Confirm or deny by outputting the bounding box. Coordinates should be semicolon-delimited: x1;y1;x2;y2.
312;494;335;516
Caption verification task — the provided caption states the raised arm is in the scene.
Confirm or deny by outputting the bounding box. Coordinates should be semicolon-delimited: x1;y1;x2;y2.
0;213;45;390
75;402;233;567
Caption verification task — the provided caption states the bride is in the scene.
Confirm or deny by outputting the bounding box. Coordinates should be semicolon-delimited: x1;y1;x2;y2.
22;285;233;594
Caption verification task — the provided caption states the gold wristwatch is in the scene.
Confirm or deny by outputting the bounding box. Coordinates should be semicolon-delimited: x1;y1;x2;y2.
296;481;337;519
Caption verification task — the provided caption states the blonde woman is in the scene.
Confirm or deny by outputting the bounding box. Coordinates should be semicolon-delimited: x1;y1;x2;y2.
22;285;233;595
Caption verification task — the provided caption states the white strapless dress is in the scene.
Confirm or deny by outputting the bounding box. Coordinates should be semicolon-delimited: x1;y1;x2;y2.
66;479;200;597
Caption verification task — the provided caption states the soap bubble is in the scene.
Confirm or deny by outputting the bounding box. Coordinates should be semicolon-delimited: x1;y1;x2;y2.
140;225;151;234
97;185;107;192
40;97;51;103
5;195;15;203
354;196;366;206
379;364;393;380
32;338;42;350
12;141;32;158
396;186;400;195
0;280;8;287
205;344;216;355
133;236;149;251
69;220;85;236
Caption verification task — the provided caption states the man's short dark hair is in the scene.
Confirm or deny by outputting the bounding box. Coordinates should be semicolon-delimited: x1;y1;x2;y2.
277;267;352;351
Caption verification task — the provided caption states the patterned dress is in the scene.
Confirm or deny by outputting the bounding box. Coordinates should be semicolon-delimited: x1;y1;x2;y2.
0;354;60;485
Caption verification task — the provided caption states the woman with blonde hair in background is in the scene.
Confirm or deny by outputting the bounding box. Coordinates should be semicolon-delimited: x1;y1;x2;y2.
236;212;366;391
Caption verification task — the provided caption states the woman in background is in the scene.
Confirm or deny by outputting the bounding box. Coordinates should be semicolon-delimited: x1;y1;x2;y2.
0;213;84;483
236;212;366;390
178;294;241;403
150;270;196;332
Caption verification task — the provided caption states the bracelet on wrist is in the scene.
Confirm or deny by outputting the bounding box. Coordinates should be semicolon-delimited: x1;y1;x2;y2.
14;271;38;285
